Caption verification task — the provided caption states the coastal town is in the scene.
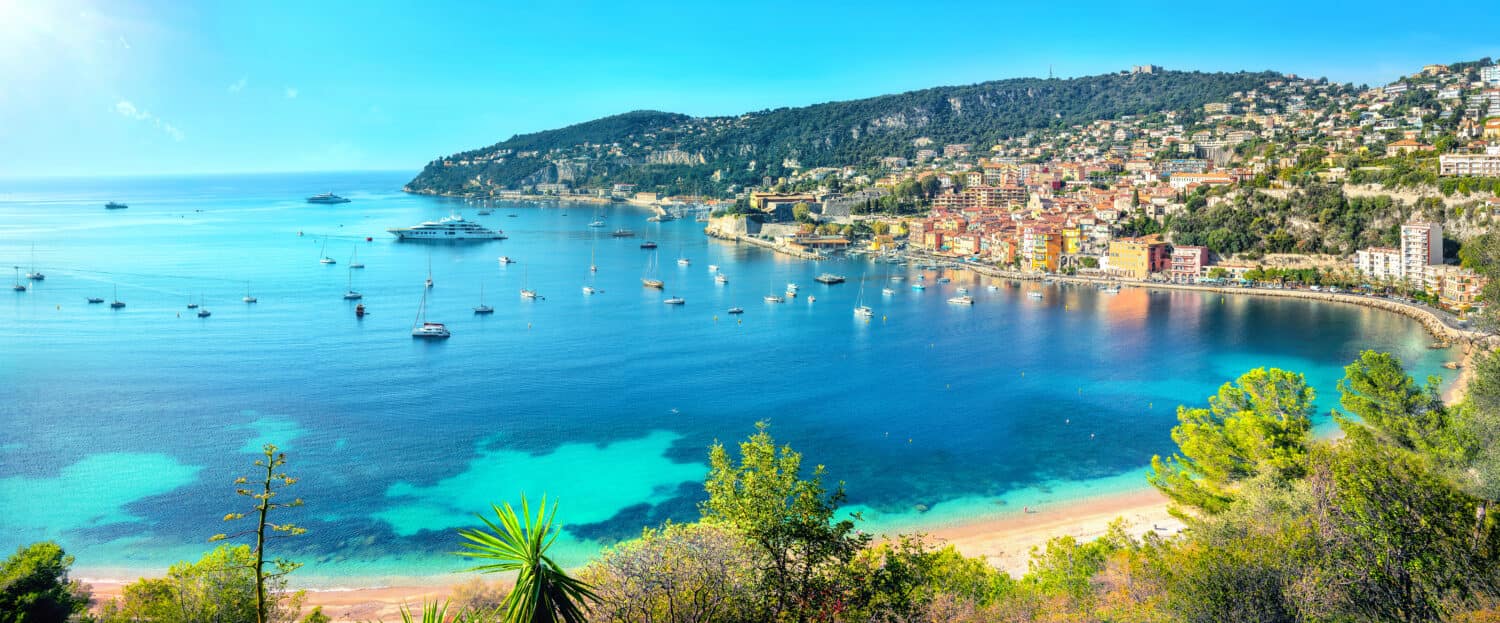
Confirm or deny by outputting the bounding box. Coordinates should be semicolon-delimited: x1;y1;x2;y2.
423;60;1500;320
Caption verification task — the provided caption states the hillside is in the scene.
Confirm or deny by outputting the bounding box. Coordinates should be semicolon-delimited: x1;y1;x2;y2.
405;69;1284;197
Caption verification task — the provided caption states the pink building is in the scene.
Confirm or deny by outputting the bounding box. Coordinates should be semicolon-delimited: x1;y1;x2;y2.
1170;246;1210;282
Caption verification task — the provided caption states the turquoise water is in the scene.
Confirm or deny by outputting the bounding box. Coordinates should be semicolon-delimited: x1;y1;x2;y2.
0;171;1456;586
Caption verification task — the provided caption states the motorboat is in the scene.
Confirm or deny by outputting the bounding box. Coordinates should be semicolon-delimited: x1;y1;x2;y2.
664;296;685;305
947;295;974;305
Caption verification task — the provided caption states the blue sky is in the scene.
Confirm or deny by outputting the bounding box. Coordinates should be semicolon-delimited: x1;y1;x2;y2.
0;0;1494;177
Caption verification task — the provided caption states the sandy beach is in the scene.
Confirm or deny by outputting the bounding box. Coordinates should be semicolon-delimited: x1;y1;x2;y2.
83;487;1178;621
928;488;1179;575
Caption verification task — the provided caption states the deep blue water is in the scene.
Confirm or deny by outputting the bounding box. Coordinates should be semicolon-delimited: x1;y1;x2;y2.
0;171;1457;585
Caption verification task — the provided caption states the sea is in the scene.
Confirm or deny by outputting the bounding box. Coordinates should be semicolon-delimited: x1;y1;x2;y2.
0;171;1458;586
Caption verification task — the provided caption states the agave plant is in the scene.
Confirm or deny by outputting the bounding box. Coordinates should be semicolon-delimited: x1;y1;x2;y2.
456;495;598;623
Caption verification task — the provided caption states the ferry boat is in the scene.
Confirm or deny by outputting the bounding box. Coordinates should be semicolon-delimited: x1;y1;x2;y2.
105;201;128;210
947;295;974;305
307;192;351;204
664;296;685;305
815;273;845;284
388;215;505;240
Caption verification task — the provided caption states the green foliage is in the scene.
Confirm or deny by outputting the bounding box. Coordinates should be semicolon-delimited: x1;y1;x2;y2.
0;542;90;623
842;535;1013;622
410;70;1282;196
1298;437;1500;622
1337;350;1448;451
211;443;306;623
1148;368;1315;513
98;544;304;623
300;606;331;623
582;522;761;623
701;421;872;622
456;495;597;623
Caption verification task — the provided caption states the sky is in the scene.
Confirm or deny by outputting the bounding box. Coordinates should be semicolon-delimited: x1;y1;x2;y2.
0;0;1495;178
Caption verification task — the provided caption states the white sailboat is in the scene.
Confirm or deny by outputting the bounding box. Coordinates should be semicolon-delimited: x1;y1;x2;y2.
196;294;211;317
854;284;873;318
319;239;336;264
520;265;539;299
343;268;363;300
25;244;43;281
474;282;494;314
411;290;450;338
425;252;434;288
349;247;365;269
110;284;125;308
243;281;258;303
11;266;26;292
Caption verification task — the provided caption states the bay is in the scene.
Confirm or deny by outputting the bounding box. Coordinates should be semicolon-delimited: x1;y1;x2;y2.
0;171;1455;585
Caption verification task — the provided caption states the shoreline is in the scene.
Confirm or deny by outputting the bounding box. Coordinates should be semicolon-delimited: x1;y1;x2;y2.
82;487;1178;620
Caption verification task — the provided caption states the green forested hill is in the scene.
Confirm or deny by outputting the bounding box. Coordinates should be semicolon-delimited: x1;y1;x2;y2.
406;70;1283;196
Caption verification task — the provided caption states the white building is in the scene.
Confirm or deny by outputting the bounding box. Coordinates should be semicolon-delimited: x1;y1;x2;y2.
1354;247;1403;283
1400;221;1443;287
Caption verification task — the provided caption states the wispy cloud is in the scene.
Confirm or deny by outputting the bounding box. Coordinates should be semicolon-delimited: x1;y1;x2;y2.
228;77;247;93
115;100;184;141
284;87;298;99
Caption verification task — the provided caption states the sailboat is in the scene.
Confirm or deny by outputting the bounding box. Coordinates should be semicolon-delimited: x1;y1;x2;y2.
641;251;664;289
110;284;125;308
343;268;363;300
411;290;450;338
11;267;26;292
676;243;690;266
520;265;539;299
319;239;336;264
243;282;258;303
854;284;873;318
349;247;365;269
425;252;434;288
589;241;598;273
196;294;211;317
25;244;43;281
474;282;494;314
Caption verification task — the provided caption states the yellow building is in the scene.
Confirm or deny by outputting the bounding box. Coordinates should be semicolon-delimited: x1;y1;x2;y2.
1107;238;1169;280
1061;226;1082;255
1029;231;1063;272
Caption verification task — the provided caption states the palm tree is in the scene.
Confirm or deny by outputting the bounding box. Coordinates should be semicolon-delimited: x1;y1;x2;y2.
456;496;597;623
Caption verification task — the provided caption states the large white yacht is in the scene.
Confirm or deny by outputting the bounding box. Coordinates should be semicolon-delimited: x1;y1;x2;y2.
387;215;506;241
